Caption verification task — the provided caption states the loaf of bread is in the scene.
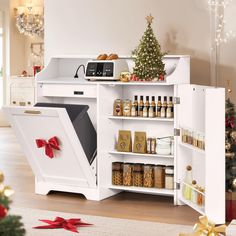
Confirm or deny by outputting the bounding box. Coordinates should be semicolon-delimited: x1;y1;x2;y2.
96;54;108;60
107;54;119;60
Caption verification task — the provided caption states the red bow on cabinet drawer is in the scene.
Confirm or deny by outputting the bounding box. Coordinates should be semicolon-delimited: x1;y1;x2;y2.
35;136;60;158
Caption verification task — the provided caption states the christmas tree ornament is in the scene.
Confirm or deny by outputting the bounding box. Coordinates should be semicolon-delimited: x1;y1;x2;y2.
133;14;166;81
0;204;7;219
3;186;14;197
0;171;4;183
226;152;235;159
232;178;236;191
230;131;236;140
225;142;231;151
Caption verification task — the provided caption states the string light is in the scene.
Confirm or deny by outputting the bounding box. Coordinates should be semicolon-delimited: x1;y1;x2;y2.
208;0;235;45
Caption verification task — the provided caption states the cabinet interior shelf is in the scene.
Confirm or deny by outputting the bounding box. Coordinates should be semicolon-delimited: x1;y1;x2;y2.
109;185;174;196
109;150;174;159
179;142;205;154
108;116;174;122
182;182;205;196
180;197;205;215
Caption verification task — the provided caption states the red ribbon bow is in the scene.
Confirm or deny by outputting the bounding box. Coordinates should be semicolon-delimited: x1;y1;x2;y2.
36;136;60;158
34;217;92;233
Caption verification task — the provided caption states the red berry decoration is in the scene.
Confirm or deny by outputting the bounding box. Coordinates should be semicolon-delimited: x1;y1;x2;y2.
159;74;165;81
0;204;7;219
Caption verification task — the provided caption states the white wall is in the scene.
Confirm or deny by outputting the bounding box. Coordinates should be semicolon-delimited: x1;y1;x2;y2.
45;0;212;86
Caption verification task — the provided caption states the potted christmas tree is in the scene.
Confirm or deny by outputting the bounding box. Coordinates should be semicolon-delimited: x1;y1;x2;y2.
133;14;166;81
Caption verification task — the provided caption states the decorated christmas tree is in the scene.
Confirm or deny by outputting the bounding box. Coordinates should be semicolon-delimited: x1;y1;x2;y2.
0;171;25;236
225;99;236;192
133;14;166;81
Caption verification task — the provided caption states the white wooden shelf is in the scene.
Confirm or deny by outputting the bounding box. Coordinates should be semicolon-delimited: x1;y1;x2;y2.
179;142;205;154
100;81;173;86
108;116;174;122
110;185;174;196
180;197;205;215
109;150;174;159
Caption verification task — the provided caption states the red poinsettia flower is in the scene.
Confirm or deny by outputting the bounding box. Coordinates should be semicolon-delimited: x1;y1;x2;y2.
0;204;7;219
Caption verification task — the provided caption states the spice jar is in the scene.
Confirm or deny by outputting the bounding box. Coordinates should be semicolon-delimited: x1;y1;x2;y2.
182;129;187;143
187;130;193;145
112;162;123;186
165;174;174;189
198;133;205;150
113;99;123;116
193;132;198;147
143;165;154;188
123;163;133;186
123;99;132;117
133;164;144;187
154;165;165;188
197;187;204;206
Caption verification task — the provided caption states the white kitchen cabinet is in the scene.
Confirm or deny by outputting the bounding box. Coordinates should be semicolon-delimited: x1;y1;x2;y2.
3;55;225;223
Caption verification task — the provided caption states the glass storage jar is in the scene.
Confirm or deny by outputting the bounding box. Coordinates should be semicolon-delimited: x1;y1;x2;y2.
112;162;123;186
165;174;174;189
113;99;123;116
133;164;144;187
123;99;132;117
143;165;154;188
123;163;133;186
154;165;165;188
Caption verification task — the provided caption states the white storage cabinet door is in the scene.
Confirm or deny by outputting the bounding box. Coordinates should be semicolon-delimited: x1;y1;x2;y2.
3;106;96;188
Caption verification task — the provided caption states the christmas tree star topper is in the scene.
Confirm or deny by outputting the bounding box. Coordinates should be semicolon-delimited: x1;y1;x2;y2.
146;14;154;25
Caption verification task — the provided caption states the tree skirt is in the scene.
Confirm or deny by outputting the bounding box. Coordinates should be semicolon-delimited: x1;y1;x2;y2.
11;207;192;236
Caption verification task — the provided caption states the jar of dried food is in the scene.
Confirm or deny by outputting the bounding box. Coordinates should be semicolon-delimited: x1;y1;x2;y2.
198;133;205;150
123;99;132;117
154;165;165;188
113;99;123;116
197;187;204;206
182;129;187;143
143;165;154;188
123;163;133;186
165;174;174;189
133;163;143;187
112;162;123;186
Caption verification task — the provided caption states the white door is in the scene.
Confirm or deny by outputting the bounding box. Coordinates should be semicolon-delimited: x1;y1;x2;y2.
176;84;225;223
3;106;97;188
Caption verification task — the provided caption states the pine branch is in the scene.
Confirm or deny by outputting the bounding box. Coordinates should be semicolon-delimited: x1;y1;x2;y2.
0;215;26;236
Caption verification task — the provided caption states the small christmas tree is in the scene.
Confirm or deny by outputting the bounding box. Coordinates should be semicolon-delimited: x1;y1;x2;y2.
133;14;166;81
0;171;25;236
225;99;236;192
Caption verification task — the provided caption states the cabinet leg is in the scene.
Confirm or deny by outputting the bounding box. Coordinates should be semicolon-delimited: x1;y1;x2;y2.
35;179;50;195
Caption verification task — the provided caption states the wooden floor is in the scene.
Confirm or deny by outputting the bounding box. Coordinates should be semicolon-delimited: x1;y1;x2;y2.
0;128;199;225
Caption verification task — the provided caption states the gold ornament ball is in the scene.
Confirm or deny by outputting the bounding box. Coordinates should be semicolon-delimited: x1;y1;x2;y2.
0;171;4;183
230;131;236;140
226;142;231;151
232;178;236;191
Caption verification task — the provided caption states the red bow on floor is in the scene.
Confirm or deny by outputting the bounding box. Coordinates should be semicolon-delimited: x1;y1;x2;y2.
36;136;60;158
34;217;92;233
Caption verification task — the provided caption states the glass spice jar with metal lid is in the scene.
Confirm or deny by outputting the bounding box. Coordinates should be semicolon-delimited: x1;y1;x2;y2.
154;165;166;188
143;164;154;188
123;163;133;186
133;163;144;187
112;162;123;186
165;165;174;190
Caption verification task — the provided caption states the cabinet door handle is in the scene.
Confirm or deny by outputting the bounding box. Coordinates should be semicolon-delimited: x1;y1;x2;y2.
74;91;84;95
24;110;41;115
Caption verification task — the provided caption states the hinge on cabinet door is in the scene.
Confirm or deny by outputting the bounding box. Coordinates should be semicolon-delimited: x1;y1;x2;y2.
173;97;180;104
175;182;181;190
174;128;180;136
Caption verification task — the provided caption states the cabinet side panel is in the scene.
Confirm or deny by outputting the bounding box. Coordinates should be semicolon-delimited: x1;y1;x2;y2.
205;88;225;223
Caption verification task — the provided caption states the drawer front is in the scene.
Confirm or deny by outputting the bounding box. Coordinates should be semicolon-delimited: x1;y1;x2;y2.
10;87;35;106
42;84;97;98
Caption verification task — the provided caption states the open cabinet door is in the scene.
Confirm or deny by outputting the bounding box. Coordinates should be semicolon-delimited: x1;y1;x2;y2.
3;106;97;192
175;84;225;224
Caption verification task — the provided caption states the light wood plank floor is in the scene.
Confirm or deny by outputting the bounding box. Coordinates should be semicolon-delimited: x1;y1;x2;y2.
0;128;199;225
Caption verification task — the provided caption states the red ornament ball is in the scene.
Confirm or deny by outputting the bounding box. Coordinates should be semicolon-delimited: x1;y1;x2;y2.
0;204;7;219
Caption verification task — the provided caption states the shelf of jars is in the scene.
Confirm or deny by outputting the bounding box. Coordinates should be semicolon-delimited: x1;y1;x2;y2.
108;116;174;122
180;182;205;215
111;162;175;196
180;127;205;154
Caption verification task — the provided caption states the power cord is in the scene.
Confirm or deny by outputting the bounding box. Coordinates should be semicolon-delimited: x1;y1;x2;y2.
74;64;85;78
